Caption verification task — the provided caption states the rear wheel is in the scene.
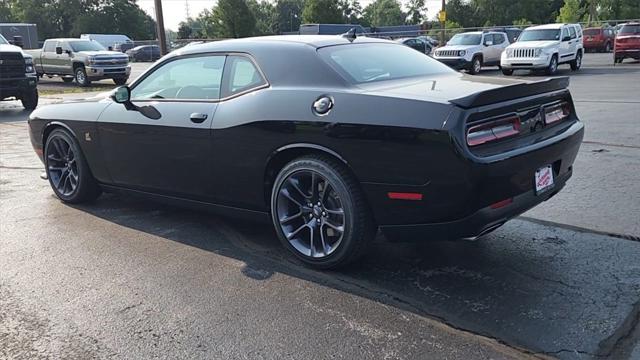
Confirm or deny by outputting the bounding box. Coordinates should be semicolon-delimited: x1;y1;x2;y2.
271;155;375;269
468;56;482;75
20;88;38;110
44;129;101;203
546;54;558;75
570;51;582;71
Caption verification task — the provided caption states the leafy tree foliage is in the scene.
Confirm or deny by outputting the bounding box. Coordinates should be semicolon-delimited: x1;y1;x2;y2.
248;0;278;35
556;0;584;23
338;0;363;24
302;0;343;24
405;0;427;25
275;0;305;33
213;0;256;38
362;0;405;27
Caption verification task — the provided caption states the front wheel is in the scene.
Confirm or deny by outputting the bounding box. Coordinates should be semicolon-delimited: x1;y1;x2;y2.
546;55;558;75
21;88;38;110
271;155;375;269
501;68;514;76
468;56;482;75
74;66;91;87
44;129;101;203
113;77;128;85
570;51;582;71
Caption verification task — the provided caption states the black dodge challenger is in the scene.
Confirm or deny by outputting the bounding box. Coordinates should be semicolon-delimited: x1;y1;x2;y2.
29;35;584;269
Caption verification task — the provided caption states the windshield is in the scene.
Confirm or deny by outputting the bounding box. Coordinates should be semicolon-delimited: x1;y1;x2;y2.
318;43;453;84
69;40;106;52
619;24;640;35
518;29;561;41
447;34;481;45
0;34;8;45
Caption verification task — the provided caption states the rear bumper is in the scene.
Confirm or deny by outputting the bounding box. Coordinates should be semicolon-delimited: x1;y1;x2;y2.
380;169;570;241
615;49;640;59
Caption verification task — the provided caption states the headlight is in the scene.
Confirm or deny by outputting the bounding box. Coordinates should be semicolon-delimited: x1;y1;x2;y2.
534;48;542;57
24;57;35;73
506;48;514;57
458;50;466;56
87;56;96;65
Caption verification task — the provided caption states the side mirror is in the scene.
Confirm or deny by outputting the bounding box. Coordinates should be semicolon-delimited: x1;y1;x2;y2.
563;36;571;42
55;46;63;55
112;86;131;104
484;41;493;46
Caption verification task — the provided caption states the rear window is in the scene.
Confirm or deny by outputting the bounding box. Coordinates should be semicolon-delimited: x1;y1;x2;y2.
619;24;640;35
584;29;600;36
318;43;452;84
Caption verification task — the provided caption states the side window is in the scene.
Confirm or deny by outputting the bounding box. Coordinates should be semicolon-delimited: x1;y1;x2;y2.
562;28;570;40
131;55;225;101
222;56;267;98
569;26;577;39
495;34;505;44
44;41;55;52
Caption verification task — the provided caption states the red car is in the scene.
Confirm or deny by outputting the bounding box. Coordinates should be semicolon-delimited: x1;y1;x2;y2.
583;26;615;52
615;22;640;63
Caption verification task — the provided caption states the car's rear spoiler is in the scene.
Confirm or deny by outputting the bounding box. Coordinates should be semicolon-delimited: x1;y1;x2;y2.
450;77;570;109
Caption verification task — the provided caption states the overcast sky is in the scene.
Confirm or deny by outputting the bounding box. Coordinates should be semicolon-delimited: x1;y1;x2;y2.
138;0;442;31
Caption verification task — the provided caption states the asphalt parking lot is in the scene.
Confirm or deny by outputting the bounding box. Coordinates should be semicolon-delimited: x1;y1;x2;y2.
1;53;639;359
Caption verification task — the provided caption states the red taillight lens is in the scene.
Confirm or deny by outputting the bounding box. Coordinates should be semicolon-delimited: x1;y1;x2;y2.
467;116;521;147
544;102;571;125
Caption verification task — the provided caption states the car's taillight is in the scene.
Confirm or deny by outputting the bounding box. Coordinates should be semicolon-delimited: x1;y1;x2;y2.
467;115;521;147
544;102;571;125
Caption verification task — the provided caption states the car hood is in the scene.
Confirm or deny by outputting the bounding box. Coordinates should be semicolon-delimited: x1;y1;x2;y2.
508;40;559;49
78;50;128;58
437;44;479;51
30;93;113;122
0;43;23;53
358;73;568;108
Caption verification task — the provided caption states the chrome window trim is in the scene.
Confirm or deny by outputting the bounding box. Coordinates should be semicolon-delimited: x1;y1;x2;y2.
128;51;270;104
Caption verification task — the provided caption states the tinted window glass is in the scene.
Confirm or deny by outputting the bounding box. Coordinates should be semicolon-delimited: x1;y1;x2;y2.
222;56;267;98
562;28;570;40
448;33;482;45
0;34;8;45
519;29;561;41
44;41;56;52
569;26;577;39
131;55;225;100
619;24;640;35
583;29;599;35
69;41;105;52
318;43;452;84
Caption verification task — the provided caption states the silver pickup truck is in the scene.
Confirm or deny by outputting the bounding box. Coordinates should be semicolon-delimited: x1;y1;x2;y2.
26;38;130;87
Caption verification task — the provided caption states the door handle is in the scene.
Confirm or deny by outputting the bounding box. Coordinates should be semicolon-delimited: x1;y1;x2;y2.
190;113;208;123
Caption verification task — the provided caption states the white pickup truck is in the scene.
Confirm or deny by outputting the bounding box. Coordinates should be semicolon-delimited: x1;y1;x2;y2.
26;38;131;87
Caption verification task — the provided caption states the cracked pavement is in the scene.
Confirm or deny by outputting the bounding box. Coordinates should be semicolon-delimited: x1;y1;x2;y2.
1;53;639;359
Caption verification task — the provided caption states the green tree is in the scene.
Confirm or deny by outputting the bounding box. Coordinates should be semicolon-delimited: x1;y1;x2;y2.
302;0;343;24
275;0;305;33
213;0;256;38
362;0;405;27
556;0;583;23
338;0;363;24
248;0;278;35
405;0;427;25
512;18;533;27
177;22;193;39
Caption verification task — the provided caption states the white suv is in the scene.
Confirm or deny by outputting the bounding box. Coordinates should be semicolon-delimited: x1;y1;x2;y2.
433;31;509;75
501;23;584;75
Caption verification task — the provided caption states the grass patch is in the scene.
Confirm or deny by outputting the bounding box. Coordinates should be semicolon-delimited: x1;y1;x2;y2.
39;87;113;96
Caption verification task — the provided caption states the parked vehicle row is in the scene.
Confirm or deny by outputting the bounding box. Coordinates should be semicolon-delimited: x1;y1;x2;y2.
126;45;161;62
432;31;510;74
26;38;131;87
0;33;38;110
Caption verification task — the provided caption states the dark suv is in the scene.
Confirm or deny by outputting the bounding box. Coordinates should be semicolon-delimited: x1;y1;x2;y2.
0;34;38;110
583;26;615;52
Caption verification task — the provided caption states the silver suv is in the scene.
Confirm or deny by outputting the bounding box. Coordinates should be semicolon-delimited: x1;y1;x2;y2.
501;23;584;75
433;31;509;75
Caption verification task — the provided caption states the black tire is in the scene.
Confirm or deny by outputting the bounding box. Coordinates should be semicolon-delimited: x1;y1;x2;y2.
44;128;101;203
546;54;558;75
20;88;38;110
113;77;128;85
270;155;376;269
501;68;514;76
468;56;482;75
62;77;73;83
570;51;582;71
74;66;91;87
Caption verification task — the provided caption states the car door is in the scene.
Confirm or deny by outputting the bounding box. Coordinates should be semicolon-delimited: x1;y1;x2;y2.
97;54;226;199
59;41;74;75
41;41;57;73
559;27;572;60
567;26;578;58
482;34;497;63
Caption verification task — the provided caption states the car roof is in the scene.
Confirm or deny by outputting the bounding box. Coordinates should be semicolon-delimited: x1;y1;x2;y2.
46;38;92;42
526;23;575;30
455;31;482;35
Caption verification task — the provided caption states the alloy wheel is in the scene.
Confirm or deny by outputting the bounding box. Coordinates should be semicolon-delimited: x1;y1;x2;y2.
473;59;482;73
276;170;345;258
76;69;86;84
46;136;79;196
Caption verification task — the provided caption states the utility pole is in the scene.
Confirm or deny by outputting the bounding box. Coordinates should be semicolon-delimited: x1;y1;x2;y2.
154;0;168;55
440;0;446;45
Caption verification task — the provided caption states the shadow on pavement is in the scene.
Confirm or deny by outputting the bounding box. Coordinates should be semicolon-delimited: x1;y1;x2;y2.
71;192;640;359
